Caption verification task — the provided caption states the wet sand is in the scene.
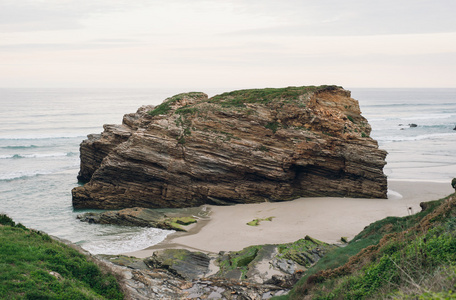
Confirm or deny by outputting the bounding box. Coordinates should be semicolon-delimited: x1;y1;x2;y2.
124;179;454;258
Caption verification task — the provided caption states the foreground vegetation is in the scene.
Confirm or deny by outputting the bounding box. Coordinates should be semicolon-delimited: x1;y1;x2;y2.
0;215;123;299
274;192;456;299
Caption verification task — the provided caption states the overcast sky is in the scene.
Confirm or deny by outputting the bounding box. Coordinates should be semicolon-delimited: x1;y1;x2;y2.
1;0;455;89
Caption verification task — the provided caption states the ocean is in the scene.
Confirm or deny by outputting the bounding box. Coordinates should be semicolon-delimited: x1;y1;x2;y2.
1;87;455;255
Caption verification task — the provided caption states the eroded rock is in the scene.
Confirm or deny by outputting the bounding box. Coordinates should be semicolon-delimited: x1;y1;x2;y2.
77;206;208;231
73;86;387;209
99;235;335;299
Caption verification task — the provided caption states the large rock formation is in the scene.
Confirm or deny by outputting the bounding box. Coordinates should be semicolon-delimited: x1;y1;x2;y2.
72;85;387;209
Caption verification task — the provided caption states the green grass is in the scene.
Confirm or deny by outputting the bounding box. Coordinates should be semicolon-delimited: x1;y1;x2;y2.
148;92;205;117
148;99;174;116
209;85;341;108
175;106;199;115
310;217;456;299
281;194;456;300
0;214;123;299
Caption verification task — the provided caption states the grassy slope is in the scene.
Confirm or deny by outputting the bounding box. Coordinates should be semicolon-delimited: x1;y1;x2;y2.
0;215;123;300
275;192;456;300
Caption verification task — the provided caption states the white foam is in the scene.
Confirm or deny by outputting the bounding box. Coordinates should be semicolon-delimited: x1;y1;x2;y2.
0;134;86;140
400;113;456;121
0;164;79;181
379;132;456;143
0;152;76;159
387;189;403;200
80;227;173;255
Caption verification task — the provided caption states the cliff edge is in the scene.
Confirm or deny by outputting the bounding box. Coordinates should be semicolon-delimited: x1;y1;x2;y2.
72;85;387;209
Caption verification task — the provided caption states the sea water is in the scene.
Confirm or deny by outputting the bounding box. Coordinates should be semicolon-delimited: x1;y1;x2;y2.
0;88;186;254
353;88;456;182
0;88;455;255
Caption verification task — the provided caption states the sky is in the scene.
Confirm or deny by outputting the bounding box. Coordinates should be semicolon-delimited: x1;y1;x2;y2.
1;0;456;89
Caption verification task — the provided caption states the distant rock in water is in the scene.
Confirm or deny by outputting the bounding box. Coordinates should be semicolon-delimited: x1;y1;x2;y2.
72;85;387;209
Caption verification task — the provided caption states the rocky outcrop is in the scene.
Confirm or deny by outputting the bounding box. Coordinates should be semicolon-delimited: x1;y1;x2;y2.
77;206;208;231
72;85;387;209
98;235;336;299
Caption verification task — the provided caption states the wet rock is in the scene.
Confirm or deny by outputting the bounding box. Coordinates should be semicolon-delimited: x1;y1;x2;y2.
272;258;302;275
93;235;335;299
145;249;211;280
223;269;244;280
77;206;208;231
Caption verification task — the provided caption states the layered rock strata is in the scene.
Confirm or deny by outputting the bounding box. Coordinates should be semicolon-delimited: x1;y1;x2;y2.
72;85;387;209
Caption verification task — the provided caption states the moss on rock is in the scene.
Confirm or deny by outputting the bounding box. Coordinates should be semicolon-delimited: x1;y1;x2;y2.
247;216;274;226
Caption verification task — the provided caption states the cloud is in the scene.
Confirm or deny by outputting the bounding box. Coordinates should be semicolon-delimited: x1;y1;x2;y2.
0;0;151;32
222;0;456;36
2;0;455;36
0;0;455;88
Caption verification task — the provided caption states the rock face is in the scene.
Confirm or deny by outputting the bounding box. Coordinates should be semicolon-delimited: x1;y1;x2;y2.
72;85;387;209
98;235;336;299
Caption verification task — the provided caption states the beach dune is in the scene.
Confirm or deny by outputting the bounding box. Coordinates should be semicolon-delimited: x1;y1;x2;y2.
125;179;454;258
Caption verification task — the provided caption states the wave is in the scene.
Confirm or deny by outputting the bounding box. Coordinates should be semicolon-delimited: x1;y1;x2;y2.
0;134;87;140
363;102;456;108
0;152;78;160
387;189;403;200
0;170;54;181
0;164;79;181
378;132;456;143
1;145;39;149
399;114;456;121
79;227;173;255
367;114;456;123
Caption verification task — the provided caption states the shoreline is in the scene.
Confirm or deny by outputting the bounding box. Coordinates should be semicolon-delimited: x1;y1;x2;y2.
123;179;454;258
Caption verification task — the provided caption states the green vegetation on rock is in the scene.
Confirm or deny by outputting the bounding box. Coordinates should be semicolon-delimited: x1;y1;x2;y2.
148;92;205;117
216;235;336;282
280;193;456;300
0;214;123;299
209;85;340;108
175;105;199;115
148;98;174;116
265;121;280;133
277;236;331;268
247;216;274;226
173;216;197;225
165;216;197;231
217;245;262;279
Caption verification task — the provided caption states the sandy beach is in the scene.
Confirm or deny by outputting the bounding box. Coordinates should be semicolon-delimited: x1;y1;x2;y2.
125;179;454;258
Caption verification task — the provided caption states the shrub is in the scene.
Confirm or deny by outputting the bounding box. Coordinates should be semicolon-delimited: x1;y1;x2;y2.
265;122;280;133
